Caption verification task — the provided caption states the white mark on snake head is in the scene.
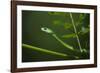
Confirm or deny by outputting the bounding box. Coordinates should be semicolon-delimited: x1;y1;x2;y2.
41;27;53;34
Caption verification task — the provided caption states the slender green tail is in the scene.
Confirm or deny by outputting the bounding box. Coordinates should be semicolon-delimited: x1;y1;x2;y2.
22;43;67;57
52;34;74;50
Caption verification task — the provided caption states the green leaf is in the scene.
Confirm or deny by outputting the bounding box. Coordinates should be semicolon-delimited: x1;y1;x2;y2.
63;23;72;29
62;33;76;38
48;12;69;16
53;12;63;15
82;48;88;53
81;27;89;34
53;20;61;25
62;31;81;39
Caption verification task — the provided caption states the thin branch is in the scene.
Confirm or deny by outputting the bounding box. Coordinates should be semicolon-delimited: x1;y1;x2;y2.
69;13;83;52
22;43;67;57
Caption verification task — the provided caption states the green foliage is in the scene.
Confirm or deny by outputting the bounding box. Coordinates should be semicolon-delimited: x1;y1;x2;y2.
48;12;67;16
63;23;72;29
53;20;62;26
62;33;76;39
81;27;89;34
22;11;90;62
48;12;90;58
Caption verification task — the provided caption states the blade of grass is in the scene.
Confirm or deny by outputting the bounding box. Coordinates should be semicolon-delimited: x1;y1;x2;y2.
22;43;67;57
69;13;83;52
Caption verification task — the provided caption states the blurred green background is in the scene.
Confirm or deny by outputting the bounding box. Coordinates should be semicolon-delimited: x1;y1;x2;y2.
22;10;90;62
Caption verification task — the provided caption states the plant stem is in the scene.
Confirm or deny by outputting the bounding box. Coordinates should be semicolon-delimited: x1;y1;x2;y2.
69;13;83;52
52;34;74;50
22;43;67;57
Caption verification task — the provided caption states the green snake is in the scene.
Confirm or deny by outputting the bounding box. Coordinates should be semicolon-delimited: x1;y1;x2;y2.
41;27;74;51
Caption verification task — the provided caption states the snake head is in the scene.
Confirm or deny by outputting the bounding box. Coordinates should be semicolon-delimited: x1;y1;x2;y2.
41;27;54;34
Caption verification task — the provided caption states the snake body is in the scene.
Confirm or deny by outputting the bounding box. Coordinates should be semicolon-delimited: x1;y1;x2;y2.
41;27;74;51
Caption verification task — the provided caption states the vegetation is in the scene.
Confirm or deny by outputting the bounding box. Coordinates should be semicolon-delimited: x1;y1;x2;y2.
22;11;90;62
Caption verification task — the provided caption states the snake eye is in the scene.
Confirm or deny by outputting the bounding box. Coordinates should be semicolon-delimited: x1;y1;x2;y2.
44;27;47;30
